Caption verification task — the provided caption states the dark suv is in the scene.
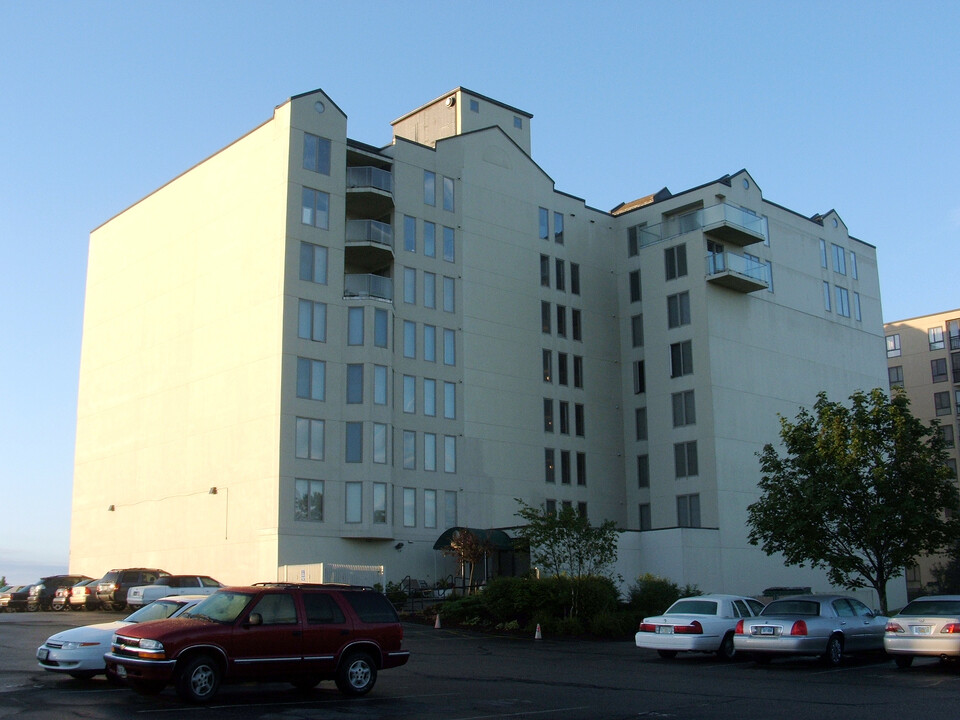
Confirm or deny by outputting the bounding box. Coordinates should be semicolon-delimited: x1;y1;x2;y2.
96;569;169;611
105;583;410;702
28;575;91;611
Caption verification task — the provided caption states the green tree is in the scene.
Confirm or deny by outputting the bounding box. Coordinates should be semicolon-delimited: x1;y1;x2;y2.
747;388;960;614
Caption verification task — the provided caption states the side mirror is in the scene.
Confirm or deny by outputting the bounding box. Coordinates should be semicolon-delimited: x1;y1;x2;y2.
245;612;263;627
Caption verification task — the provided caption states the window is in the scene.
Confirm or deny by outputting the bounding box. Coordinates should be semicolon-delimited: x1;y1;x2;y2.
571;263;580;295
443;226;455;262
541;301;551;333
672;390;696;427
554;212;564;243
469;99;479;112
298;300;326;342
424;221;436;257
404;215;417;252
424;489;437;528
514;115;523;129
373;423;387;464
854;291;861;321
543;349;553;383
373;483;387;523
575;403;584;437
299;242;328;284
823;281;831;311
577;452;586;486
629;270;642;303
544;448;555;483
930;327;946;350
667;292;691;328
555;259;565;291
301;188;329;229
403;433;416;470
573;355;583;389
635;407;647;441
424;325;436;362
835;286;850;317
953;352;960;383
831;244;846;275
664;244;687;280
295;479;323;522
348;307;364;345
345;482;362;523
819;238;827;268
545;499;557;515
540;254;550;287
303;133;331;175
677;494;701;528
346;364;363;404
444;436;456;472
572;309;582;341
627;226;641;257
424;271;436;308
423;378;436;416
403;267;416;304
556;305;567;337
403;375;415;413
637;454;649;488
888;365;904;388
578;502;588;518
539;207;549;239
443;176;454;211
949;319;960;350
373;365;388;405
941;424;955;449
444;382;456;419
445;490;458;526
443;328;455;365
559;401;570;435
543;398;554;432
933;358;948;383
670;340;693;378
424;170;436;206
558;352;568;385
631;315;644;347
935;391;952;416
443;276;455;312
403;320;416;358
296;358;325;400
639;503;652;531
633;360;645;394
886;334;901;358
850;251;858;279
374;308;388;348
295;418;324;460
424;433;437;472
674;441;698;478
345;423;362;463
553;450;568;485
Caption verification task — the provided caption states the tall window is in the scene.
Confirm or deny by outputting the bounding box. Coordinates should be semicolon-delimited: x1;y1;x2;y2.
345;423;362;463
573;355;583;389
639;503;652;531
637;454;649;488
444;436;456;472
445;490;458;527
571;263;580;295
373;483;387;523
854;291;861;321
831;244;846;275
542;301;551;333
635;407;647;440
664;244;687;280
559;401;570;434
555;259;565;291
303;133;331;175
424;489;437;528
299;242;328;284
443;276;455;312
424;378;436;417
544;448;555;483
348;307;364;345
294;479;323;522
631;314;644;347
443;328;456;365
443;226;455;262
823;281;832;312
543;349;553;383
404;215;416;252
628;226;641;257
346;364;363;404
576;452;586;486
677;494;701;528
674;441;698;478
443;382;456;419
835;286;850;317
886;334;901;358
633;360;645;394
667;291;691;328
403;433;416;470
560;450;571;484
424;325;436;362
424;170;436;206
403;267;416;304
932;358;948;383
424;271;436;308
572;309;582;342
819;239;828;268
539;207;549;239
543;398;554;433
934;391;952;416
575;403;584;436
556;305;567;337
296;358;325;400
301;188;329;229
298;300;326;342
424;433;437;472
295;417;324;459
554;212;564;244
403;320;416;358
424;221;436;257
403;375;416;413
888;365;904;389
930;327;946;350
442;176;455;211
558;353;568;386
629;270;642;303
850;251;858;279
672;390;696;427
670;341;693;378
373;423;387;464
345;482;362;523
540;254;550;287
374;308;388;348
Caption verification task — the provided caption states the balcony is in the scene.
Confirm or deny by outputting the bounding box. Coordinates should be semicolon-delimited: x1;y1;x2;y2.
635;202;768;248
346;166;394;218
705;251;769;293
344;273;393;302
346;219;393;249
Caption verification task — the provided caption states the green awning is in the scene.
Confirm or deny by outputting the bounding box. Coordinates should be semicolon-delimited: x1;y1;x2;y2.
432;527;516;551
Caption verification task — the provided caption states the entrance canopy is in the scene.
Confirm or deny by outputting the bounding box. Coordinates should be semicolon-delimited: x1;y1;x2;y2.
432;527;516;551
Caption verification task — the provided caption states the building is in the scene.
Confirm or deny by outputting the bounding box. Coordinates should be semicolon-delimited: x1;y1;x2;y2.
884;310;960;596
71;87;897;604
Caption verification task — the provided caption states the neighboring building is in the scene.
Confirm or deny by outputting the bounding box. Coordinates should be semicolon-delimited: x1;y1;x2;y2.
71;87;897;605
884;310;960;597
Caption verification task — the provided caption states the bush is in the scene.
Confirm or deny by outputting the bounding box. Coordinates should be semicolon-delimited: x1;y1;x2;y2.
626;574;700;618
587;610;638;639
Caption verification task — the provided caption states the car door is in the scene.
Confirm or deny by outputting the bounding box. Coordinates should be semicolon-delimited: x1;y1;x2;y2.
300;591;353;676
831;599;861;650
230;591;303;680
849;598;885;650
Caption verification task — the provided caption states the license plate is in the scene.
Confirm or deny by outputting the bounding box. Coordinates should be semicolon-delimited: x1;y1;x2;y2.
37;648;49;661
657;626;674;634
911;625;933;635
760;626;776;635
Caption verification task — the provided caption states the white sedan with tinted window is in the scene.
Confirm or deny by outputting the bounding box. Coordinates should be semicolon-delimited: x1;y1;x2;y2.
636;594;765;660
126;575;222;609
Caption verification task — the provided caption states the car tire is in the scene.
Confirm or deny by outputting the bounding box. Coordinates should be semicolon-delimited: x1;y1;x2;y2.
656;650;678;659
335;651;377;696
716;632;737;661
822;634;843;667
176;654;221;703
128;679;165;696
894;655;914;669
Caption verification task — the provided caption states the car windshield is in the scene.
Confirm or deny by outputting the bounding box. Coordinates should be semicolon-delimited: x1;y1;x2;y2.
666;600;718;615
898;599;960;616
181;591;253;623
761;600;820;616
124;599;189;623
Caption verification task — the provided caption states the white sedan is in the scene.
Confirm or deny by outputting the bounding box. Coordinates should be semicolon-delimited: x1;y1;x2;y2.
36;595;205;679
126;575;222;609
636;594;765;660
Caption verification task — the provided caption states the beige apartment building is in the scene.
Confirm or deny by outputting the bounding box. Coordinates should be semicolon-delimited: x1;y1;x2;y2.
72;87;899;604
884;311;960;596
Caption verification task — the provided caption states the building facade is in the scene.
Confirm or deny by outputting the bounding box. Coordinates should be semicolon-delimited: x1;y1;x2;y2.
884;310;960;596
71;87;897;604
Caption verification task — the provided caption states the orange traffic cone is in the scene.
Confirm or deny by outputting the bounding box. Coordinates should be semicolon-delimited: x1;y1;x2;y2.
434;614;441;629
535;623;542;640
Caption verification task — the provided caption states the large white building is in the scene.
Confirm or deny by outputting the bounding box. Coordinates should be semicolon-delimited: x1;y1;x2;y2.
71;87;898;604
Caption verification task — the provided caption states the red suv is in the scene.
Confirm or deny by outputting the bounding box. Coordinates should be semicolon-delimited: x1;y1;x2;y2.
104;583;409;702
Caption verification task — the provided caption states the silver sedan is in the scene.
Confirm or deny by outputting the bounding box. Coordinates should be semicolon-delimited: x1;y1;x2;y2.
733;594;887;666
884;595;960;668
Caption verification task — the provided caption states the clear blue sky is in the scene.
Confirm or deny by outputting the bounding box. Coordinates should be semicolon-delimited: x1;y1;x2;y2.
1;1;957;585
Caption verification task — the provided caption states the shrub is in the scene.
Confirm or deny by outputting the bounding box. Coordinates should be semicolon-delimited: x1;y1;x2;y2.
626;574;700;618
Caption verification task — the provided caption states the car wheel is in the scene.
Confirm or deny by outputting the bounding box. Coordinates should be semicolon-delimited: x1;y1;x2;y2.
716;633;737;661
822;634;843;667
335;651;377;696
176;654;221;703
113;602;126;612
128;679;165;695
894;655;914;669
656;650;678;660
69;671;98;680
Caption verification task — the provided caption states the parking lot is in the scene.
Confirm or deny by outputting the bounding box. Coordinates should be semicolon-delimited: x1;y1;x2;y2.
4;612;960;720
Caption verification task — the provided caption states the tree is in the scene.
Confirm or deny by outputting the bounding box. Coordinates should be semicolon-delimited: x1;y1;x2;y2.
441;529;494;593
747;388;960;614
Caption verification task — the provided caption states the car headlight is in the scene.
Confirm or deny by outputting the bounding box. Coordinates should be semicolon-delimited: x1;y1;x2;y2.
60;641;100;650
138;639;163;651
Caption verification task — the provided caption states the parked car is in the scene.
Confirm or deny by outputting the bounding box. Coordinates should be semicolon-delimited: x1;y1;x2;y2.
96;569;169;611
734;594;887;665
51;586;74;611
636;594;765;660
28;575;92;611
105;583;410;702
37;596;206;679
884;594;960;668
127;576;223;609
69;579;101;611
0;585;26;612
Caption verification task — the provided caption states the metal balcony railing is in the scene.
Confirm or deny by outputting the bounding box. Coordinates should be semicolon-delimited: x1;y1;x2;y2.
347;166;393;193
635;202;769;248
343;274;393;301
346;219;393;248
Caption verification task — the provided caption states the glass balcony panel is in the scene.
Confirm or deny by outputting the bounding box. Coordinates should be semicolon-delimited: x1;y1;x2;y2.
344;274;393;301
347;166;393;193
346;219;394;249
706;251;769;292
